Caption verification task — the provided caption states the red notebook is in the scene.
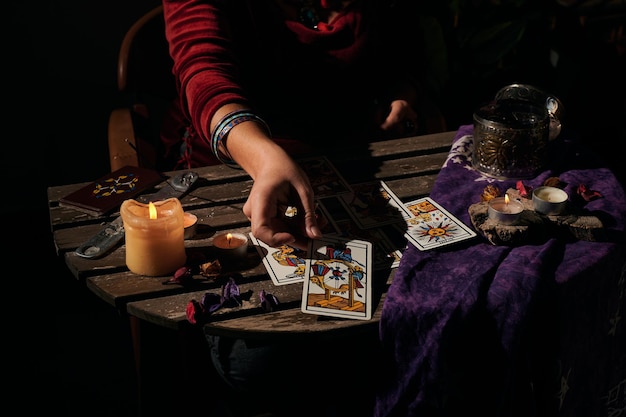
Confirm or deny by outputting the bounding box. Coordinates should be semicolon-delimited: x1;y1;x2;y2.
59;165;165;217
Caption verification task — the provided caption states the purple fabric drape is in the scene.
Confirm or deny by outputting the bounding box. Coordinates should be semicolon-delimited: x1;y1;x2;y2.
375;125;626;417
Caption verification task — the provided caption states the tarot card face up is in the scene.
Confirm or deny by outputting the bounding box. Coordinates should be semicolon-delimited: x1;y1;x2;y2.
301;236;372;320
249;233;309;286
401;197;476;251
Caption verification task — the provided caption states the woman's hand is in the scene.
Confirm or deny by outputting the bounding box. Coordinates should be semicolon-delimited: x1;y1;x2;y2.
211;104;322;248
242;148;322;249
380;99;419;137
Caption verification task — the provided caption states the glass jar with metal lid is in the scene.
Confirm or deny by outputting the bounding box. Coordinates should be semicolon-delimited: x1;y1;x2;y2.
472;84;563;180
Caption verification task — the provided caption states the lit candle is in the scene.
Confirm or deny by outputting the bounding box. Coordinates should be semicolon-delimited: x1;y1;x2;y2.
213;232;248;261
120;197;186;276
488;194;524;225
532;186;568;215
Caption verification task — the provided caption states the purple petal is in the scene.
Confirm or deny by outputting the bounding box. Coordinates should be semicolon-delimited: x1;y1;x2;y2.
200;292;223;314
259;289;279;313
221;276;242;307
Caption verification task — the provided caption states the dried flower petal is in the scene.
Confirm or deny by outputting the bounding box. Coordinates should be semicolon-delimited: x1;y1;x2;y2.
185;277;245;325
577;184;603;202
516;181;532;198
259;289;279;313
221;276;242;307
186;299;203;325
543;176;564;188
200;259;222;277
480;185;500;202
200;292;223;314
163;266;193;285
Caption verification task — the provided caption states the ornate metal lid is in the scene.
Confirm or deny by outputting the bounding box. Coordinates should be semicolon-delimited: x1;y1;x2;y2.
473;99;548;130
494;84;564;140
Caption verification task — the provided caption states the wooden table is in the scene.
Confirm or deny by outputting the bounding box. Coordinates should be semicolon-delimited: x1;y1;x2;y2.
48;131;455;331
47;130;456;412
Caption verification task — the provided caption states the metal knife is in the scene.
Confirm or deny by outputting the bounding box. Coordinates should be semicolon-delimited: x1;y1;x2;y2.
75;171;199;259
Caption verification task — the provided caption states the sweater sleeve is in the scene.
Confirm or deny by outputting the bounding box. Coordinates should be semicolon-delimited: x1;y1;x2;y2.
163;0;251;144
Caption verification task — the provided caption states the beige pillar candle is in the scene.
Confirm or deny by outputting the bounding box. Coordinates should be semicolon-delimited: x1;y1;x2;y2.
120;197;186;276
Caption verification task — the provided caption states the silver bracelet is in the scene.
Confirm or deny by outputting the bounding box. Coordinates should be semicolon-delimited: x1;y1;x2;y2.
211;110;271;168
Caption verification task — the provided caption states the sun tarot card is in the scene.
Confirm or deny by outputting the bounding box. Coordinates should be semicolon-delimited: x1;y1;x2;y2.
400;197;477;251
298;156;352;199
249;233;310;286
301;236;372;320
339;180;412;229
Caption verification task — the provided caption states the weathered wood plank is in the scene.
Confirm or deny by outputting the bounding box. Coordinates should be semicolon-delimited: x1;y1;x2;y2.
86;244;270;307
367;131;455;157
126;280;302;331
384;174;440;201
127;269;394;334
201;299;384;340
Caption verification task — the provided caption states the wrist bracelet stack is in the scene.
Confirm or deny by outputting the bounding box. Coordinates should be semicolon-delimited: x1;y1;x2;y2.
210;110;271;168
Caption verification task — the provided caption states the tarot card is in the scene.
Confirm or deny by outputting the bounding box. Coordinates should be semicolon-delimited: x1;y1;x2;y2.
301;236;372;320
339;180;412;229
249;233;309;286
331;218;401;269
400;197;477;251
298;156;352;198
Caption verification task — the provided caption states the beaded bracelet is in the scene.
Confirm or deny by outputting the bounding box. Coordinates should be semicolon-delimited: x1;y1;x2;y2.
210;110;271;168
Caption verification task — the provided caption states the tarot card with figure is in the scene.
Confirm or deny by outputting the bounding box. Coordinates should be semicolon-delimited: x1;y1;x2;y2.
339;180;411;229
249;233;310;286
401;197;477;251
301;236;372;320
298;156;352;198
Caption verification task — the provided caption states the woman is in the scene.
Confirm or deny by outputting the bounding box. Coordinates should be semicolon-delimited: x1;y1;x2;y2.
162;0;441;250
162;1;442;414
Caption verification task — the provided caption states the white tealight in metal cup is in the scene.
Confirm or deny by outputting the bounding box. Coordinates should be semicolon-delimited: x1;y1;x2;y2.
488;195;524;225
532;186;568;215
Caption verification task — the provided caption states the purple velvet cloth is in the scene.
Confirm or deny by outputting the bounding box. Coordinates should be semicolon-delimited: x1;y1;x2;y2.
374;125;626;417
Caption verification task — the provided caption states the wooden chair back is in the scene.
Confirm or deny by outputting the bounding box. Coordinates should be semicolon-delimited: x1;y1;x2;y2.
108;5;176;172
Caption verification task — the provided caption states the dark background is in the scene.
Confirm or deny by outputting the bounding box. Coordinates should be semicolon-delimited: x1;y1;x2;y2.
9;1;166;416
7;1;624;416
7;0;625;212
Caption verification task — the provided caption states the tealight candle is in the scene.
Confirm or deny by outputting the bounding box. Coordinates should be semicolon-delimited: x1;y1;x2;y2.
213;232;249;260
120;197;186;276
488;194;524;225
532;186;568;215
183;212;198;239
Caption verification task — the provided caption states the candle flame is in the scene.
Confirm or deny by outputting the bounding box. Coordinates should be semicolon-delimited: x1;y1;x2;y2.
148;202;158;219
504;194;510;205
226;233;233;247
